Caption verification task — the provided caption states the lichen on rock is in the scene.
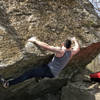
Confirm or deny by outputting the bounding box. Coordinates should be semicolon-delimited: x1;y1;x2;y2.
0;0;100;100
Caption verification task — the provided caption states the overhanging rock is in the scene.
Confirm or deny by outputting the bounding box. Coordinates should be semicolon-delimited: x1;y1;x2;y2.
0;0;100;100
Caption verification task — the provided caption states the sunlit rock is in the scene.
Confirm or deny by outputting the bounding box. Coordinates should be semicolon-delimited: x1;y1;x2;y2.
0;0;100;100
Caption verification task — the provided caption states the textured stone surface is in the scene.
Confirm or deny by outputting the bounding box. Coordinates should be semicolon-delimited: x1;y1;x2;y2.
0;0;100;69
86;53;100;73
0;0;100;100
61;82;100;100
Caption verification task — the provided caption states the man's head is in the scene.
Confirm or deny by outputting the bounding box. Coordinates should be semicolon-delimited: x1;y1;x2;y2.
64;39;72;49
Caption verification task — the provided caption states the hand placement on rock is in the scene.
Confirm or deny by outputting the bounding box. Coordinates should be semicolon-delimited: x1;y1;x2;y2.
71;37;76;41
28;36;37;43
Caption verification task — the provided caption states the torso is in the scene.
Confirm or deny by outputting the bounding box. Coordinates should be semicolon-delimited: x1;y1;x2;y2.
48;50;72;77
55;47;72;58
55;52;64;57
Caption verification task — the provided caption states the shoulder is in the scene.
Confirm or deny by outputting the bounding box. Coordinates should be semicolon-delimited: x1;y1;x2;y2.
71;47;80;56
55;48;66;57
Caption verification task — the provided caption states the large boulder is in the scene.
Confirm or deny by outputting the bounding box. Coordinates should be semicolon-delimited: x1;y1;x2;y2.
0;0;100;100
0;0;100;70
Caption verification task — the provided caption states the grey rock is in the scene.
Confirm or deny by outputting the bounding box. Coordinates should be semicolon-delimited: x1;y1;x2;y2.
0;0;100;100
61;82;100;100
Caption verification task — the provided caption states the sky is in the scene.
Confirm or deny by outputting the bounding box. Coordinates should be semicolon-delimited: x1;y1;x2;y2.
89;0;100;16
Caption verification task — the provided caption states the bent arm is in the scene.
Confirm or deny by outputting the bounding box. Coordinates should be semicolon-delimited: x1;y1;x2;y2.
71;37;80;55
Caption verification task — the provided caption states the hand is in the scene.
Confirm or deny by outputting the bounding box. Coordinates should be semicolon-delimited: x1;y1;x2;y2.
28;36;37;42
71;37;76;41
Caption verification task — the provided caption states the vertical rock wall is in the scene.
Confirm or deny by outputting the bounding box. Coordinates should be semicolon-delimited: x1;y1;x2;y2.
0;0;100;100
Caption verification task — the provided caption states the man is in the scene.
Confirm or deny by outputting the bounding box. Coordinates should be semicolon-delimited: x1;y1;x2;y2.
0;37;80;88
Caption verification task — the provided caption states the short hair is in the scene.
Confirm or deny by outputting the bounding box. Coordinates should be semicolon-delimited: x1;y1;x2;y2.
64;39;72;49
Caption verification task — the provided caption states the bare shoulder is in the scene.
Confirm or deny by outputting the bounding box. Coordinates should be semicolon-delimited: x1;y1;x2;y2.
71;47;80;56
52;46;64;52
55;48;66;57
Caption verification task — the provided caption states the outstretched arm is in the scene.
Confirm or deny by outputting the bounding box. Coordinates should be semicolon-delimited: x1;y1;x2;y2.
28;37;63;53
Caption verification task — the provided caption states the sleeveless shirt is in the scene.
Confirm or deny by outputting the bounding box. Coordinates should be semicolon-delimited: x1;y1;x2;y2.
48;50;71;77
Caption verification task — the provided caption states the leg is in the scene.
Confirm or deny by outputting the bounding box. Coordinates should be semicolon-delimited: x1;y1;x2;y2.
8;64;54;86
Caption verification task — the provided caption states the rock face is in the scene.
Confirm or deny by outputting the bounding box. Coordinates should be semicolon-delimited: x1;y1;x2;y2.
61;82;100;100
0;0;100;100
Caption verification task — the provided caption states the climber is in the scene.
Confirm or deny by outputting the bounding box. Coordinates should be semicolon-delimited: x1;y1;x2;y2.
0;37;80;88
